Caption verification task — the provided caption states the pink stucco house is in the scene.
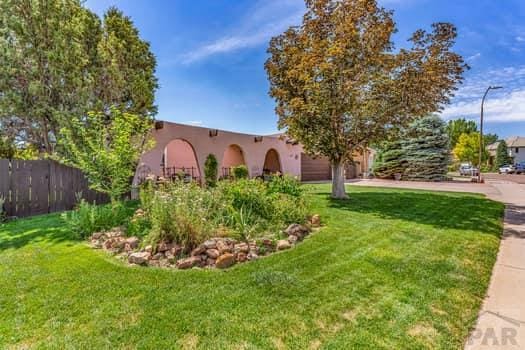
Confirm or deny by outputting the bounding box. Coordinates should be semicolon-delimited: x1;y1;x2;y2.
134;120;374;184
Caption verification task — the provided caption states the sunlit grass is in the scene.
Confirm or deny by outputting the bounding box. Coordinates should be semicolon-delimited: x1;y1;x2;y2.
0;184;503;349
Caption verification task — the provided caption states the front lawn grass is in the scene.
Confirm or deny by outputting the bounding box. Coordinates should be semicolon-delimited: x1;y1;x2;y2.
0;184;503;349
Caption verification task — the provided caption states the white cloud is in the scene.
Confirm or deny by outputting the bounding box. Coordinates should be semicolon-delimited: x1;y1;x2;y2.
181;0;303;64
466;52;481;62
440;65;525;123
517;36;525;42
441;90;525;123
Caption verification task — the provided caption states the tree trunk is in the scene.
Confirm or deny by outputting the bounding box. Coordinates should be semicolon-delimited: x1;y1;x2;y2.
331;160;348;199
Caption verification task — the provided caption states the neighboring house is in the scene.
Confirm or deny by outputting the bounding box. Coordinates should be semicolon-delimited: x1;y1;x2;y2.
487;136;525;165
134;120;374;184
507;136;525;164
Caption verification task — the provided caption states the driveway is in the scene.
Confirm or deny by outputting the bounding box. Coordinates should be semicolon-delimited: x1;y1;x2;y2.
484;173;525;185
348;179;525;349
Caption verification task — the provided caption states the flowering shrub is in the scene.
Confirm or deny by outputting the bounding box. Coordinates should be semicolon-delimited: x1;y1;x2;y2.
144;181;218;249
139;178;309;247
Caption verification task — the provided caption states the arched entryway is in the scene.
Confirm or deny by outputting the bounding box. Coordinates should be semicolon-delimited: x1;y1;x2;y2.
263;148;281;174
221;144;246;178
163;139;201;181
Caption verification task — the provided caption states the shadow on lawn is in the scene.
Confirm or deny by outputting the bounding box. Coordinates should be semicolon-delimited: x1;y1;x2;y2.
0;214;75;251
326;189;503;236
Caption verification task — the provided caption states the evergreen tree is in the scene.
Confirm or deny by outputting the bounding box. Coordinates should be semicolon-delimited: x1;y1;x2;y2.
372;140;406;179
0;0;157;154
96;7;158;118
373;115;450;180
403;115;450;181
495;140;511;168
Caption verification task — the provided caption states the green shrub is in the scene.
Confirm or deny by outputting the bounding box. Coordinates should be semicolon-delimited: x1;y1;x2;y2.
139;177;310;247
204;154;218;187
146;181;217;249
271;193;308;226
138;180;155;216
126;214;151;238
231;165;249;179
62;200;132;239
217;179;271;223
266;174;302;197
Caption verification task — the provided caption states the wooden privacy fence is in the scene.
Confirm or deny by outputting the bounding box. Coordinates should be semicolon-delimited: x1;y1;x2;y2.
0;159;108;218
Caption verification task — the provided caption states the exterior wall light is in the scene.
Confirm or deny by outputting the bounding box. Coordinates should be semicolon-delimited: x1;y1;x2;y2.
254;136;263;143
209;129;219;137
154;121;164;130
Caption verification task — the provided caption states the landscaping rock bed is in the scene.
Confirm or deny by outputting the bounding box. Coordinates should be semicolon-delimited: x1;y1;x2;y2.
89;218;319;270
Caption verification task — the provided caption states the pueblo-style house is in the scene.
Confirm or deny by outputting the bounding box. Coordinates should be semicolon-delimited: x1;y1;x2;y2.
134;121;374;184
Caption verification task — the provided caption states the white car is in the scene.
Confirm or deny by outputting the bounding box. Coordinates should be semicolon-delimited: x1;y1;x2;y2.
499;164;515;174
459;164;479;176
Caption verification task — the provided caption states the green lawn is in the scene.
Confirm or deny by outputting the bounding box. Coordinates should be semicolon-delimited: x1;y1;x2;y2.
0;185;503;349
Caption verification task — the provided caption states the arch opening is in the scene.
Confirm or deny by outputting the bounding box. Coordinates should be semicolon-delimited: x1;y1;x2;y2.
263;148;282;175
221;144;246;178
163;139;201;181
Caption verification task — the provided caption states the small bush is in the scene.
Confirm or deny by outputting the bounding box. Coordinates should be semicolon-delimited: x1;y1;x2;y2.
62;200;132;239
126;214;151;238
266;174;302;197
232;165;249;179
217;179;271;223
145;181;217;249
204;154;218;187
271;193;308;226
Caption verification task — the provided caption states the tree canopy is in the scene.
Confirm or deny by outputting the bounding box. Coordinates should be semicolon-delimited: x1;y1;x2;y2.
453;132;487;166
0;0;157;154
266;0;467;198
446;118;478;148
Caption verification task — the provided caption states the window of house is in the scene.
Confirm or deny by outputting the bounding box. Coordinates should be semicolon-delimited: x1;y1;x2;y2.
516;147;520;153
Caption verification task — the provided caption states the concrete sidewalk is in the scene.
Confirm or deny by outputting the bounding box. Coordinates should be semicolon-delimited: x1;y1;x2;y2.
465;182;525;350
348;179;525;349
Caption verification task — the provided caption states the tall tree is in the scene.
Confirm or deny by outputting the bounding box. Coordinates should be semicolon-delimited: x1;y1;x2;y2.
446;118;477;148
0;0;157;154
266;0;467;198
0;0;101;152
403;115;450;181
483;133;498;147
495;140;511;168
373;115;450;181
453;132;487;166
96;7;158;118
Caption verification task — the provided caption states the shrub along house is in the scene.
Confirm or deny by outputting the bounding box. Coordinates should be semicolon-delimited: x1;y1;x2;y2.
134;120;374;184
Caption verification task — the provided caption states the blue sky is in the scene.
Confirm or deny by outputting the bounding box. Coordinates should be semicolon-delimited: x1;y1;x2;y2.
85;0;525;138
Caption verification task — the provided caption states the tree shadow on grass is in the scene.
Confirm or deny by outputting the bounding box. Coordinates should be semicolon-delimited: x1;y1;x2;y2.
326;189;503;237
0;213;75;251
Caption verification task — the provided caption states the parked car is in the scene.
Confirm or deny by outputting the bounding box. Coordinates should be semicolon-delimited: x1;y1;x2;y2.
515;163;525;174
499;164;515;174
459;164;479;176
